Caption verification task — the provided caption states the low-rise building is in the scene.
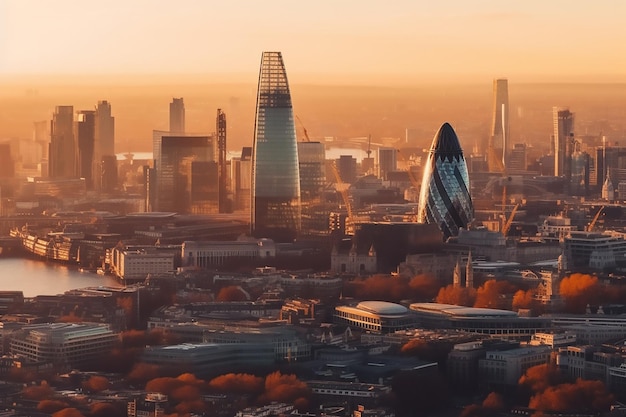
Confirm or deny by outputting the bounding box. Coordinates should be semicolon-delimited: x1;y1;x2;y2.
334;301;415;334
181;238;276;268
10;323;117;370
110;246;176;281
478;346;551;386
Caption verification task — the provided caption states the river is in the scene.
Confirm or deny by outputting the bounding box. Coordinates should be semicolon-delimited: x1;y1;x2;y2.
0;258;122;297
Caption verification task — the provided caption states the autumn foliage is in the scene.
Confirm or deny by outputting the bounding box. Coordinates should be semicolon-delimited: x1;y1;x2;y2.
208;373;264;394
345;274;441;303
519;364;613;413
216;285;249;301
435;285;476;306
258;371;310;409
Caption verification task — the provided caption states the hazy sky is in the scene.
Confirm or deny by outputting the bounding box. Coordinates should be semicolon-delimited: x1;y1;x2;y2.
1;0;625;84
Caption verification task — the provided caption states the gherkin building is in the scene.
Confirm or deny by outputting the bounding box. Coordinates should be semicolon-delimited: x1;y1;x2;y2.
417;122;473;239
251;52;301;242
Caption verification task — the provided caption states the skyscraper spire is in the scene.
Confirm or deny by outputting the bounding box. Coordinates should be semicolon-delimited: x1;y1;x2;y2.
453;256;462;287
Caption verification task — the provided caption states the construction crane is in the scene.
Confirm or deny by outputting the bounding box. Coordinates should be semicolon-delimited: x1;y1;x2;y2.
502;203;519;237
295;115;310;142
587;206;605;232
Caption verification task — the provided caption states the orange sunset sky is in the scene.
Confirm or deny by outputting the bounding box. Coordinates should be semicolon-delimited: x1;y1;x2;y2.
1;0;625;84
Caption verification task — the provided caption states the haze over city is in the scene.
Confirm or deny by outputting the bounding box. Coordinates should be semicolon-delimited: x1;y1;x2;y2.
1;1;626;151
1;2;626;417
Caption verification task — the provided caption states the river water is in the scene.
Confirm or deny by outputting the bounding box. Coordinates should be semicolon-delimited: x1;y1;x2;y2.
0;258;122;297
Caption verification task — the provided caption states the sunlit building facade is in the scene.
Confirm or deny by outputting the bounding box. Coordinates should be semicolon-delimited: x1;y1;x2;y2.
251;51;301;242
418;122;473;239
488;78;509;171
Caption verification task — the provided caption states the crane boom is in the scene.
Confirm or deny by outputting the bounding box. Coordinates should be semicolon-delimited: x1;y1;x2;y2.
295;115;310;142
587;206;605;232
502;203;519;237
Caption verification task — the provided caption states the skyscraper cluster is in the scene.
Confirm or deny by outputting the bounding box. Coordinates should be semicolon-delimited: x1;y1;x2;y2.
48;101;116;191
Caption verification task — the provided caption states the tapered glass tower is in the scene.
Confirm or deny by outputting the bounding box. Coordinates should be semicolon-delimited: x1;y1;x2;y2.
251;52;301;242
418;123;473;239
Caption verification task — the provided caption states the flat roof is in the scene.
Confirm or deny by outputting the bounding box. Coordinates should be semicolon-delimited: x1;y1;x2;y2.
410;303;518;318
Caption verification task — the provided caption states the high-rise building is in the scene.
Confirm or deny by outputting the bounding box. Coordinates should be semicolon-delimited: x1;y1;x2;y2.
94;100;115;191
49;106;75;178
553;107;575;178
216;108;228;213
418;122;473;239
378;147;397;180
298;141;326;202
251;51;301;242
170;98;185;134
154;135;214;212
337;155;357;184
232;146;252;212
488;79;509;172
508;143;527;172
75;110;96;188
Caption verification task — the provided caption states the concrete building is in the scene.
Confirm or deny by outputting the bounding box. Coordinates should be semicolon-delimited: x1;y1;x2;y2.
478;346;551;386
181;238;275;268
377;147;397;180
10;323;116;369
564;231;626;269
140;343;275;377
110;246;176;281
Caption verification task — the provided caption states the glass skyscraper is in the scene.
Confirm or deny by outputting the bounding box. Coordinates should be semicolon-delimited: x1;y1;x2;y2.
418;122;473;239
251;51;301;242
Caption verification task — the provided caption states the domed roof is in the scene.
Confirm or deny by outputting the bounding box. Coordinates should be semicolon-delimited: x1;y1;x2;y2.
356;301;408;315
430;122;464;162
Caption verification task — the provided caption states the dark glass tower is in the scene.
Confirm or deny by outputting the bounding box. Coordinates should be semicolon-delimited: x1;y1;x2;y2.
418;122;473;239
251;51;301;242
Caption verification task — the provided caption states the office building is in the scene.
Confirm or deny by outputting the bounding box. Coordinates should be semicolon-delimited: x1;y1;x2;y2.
417;122;474;239
94;100;115;191
488;79;509;172
553;107;575;178
232;147;252;211
49;106;75;178
564;231;626;269
479;346;551;386
251;51;301;242
298;141;326;201
377;147;397;180
508;143;527;172
75;110;95;188
216;108;228;212
10;323;117;369
337;155;357;184
152;134;214;212
169;97;185;134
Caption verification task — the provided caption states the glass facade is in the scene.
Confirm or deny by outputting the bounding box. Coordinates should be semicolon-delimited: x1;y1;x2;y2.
252;52;301;242
418;123;473;239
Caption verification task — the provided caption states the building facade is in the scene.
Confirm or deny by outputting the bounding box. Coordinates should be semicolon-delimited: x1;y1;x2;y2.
251;51;301;242
488;78;509;172
75;110;96;188
94;100;115;192
10;323;117;369
49;106;75;179
553;107;575;178
169;97;185;134
417;122;474;239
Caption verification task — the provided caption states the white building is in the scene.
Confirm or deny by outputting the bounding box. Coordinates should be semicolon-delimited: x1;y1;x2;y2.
10;323;117;369
564;231;626;269
181;238;276;268
110;246;176;280
334;301;415;334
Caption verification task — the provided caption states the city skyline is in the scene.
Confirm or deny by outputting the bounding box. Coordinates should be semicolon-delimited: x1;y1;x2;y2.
1;1;626;84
